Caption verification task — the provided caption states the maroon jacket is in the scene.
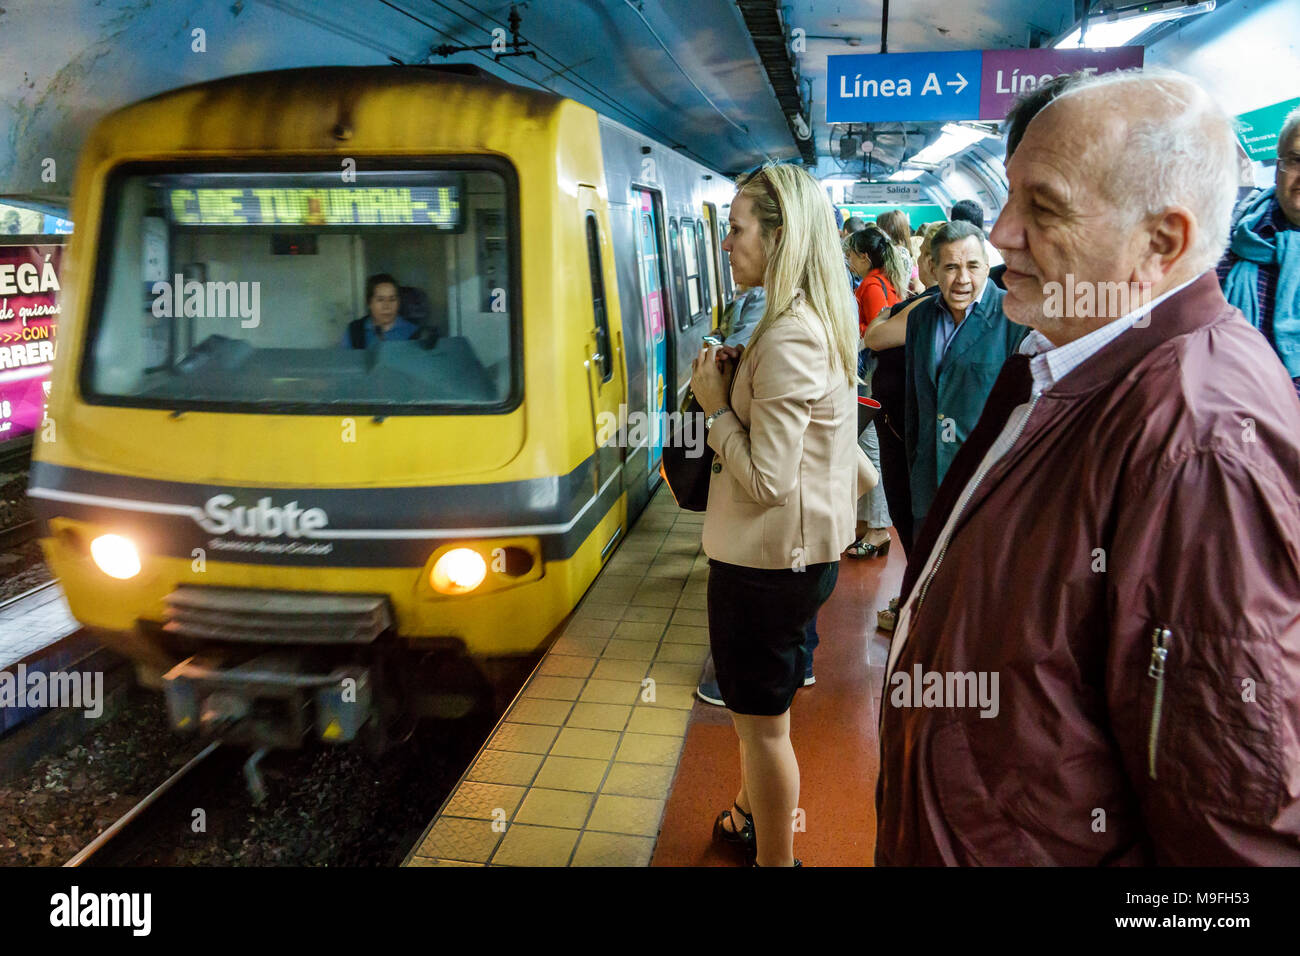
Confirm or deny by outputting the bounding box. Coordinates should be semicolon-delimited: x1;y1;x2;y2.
876;273;1300;865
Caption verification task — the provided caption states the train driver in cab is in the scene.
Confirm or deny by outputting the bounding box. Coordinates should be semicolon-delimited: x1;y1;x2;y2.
344;273;419;348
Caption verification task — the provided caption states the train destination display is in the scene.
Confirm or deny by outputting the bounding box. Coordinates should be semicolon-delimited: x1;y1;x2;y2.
167;185;461;228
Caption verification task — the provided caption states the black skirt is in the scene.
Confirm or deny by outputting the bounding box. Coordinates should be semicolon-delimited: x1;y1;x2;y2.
706;559;839;716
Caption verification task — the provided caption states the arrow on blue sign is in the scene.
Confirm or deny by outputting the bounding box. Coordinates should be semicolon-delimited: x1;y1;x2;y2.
827;51;983;124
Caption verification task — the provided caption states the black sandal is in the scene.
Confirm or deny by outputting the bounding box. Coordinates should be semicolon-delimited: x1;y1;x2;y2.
713;802;756;857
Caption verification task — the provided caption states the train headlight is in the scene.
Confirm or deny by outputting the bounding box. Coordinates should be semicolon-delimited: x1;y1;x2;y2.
431;548;487;594
90;534;141;579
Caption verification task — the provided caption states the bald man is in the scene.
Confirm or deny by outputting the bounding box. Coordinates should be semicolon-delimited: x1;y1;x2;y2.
876;70;1300;865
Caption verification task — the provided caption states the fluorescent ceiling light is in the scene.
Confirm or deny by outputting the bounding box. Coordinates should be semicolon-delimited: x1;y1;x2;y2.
1054;1;1216;49
889;168;925;181
904;123;991;168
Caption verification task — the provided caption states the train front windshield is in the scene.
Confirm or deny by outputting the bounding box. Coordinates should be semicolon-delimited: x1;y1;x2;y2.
83;165;518;413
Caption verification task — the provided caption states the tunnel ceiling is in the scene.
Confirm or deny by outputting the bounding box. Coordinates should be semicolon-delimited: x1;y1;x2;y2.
1;0;1078;201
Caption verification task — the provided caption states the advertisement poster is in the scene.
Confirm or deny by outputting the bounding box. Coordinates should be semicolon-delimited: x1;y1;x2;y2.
0;242;64;445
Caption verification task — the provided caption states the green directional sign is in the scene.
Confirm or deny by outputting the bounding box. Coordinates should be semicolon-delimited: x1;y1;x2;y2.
1236;97;1300;161
839;204;947;230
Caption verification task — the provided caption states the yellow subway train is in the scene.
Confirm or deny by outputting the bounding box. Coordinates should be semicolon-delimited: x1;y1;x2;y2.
28;65;738;747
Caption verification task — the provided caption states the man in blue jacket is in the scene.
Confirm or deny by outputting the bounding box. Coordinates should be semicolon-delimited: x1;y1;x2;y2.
1217;105;1299;397
904;220;1027;530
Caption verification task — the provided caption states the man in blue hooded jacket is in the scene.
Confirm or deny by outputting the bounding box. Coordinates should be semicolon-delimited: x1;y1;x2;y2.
1218;105;1300;397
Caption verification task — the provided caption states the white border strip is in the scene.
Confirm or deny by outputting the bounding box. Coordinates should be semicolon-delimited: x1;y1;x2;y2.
26;464;625;541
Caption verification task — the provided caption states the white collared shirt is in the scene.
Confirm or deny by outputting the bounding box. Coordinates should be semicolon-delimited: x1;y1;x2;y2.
884;273;1203;681
1019;275;1199;395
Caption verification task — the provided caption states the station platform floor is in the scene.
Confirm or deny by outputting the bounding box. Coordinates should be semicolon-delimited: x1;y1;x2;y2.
0;582;79;671
405;486;900;867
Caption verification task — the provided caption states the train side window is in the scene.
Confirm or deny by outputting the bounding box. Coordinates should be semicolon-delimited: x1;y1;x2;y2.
680;217;702;321
584;213;612;383
694;218;713;317
667;218;689;332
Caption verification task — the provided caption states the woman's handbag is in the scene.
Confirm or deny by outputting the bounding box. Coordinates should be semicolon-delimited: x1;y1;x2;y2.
659;390;711;512
857;396;881;437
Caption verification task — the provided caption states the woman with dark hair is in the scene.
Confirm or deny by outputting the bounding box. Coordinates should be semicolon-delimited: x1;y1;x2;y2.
847;227;905;337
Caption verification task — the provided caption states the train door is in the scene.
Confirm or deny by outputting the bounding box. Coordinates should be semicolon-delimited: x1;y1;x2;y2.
701;203;722;328
631;187;672;474
577;188;626;511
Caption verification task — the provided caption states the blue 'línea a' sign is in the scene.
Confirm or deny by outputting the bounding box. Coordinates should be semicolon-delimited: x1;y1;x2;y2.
827;51;983;124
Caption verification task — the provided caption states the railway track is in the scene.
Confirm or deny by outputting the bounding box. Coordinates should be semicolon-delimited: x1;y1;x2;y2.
0;437;32;474
0;519;36;551
63;741;238;867
0;437;36;554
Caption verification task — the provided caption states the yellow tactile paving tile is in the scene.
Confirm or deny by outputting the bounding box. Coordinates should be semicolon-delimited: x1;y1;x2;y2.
578;678;642;704
466;749;544;787
611;620;667;642
571;831;655;866
570;601;624;620
614;732;684;766
600;640;658;661
514;788;596;828
412;816;503;863
549;635;608;656
491;825;580;866
551;727;621;760
621;605;673;624
505;698;572;726
407;858;483;866
654;642;709;665
663;624;709;645
537;655;596;678
640;684;698;710
647;553;695;573
562;617;618;639
618;536;663;554
630;583;684;608
533;755;608;792
648;662;705;686
601;762;676;800
565;702;633;731
522;675;586;700
586;794;665;837
441;781;526;820
625;706;690;737
404;490;715;866
591;658;651;682
490;722;560;754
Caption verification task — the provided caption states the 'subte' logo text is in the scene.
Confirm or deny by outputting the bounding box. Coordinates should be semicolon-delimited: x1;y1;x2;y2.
197;494;328;538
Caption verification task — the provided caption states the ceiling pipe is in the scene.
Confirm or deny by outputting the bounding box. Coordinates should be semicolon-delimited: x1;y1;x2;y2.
735;0;818;164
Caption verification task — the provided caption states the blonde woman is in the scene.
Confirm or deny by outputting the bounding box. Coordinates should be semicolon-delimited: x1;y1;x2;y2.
690;163;876;867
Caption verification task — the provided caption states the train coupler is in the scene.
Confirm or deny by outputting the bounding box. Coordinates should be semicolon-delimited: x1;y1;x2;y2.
162;653;371;749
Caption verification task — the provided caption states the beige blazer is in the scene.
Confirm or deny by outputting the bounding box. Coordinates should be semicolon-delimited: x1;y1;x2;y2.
702;290;878;570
